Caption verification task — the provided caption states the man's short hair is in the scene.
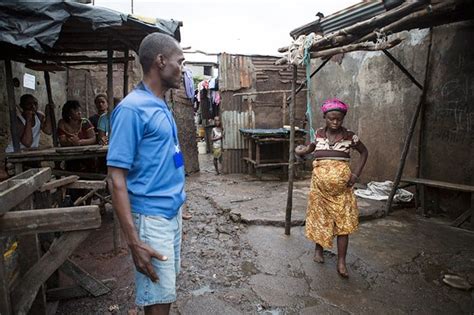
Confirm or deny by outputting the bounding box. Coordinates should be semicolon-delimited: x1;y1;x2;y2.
19;94;35;108
138;33;179;74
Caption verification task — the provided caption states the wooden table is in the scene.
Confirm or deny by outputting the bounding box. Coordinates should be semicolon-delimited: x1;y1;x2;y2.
401;177;474;229
240;128;306;178
5;145;108;175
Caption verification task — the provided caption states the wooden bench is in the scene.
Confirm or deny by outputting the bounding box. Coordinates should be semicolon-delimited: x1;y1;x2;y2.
401;177;474;228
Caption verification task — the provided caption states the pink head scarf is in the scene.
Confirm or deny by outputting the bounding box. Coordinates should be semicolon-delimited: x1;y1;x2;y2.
321;98;349;114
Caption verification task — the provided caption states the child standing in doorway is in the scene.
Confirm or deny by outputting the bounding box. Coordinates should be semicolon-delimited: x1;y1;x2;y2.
212;116;223;175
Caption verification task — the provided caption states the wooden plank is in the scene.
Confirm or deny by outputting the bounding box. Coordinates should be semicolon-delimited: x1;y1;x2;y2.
40;176;79;192
5;59;20;153
0;240;12;315
16;197;47;315
73;188;99;206
66;180;107;190
401;177;474;192
0;206;101;237
59;260;111;297
46;301;59;315
285;65;297;235
46;278;116;301
11;230;91;315
52;170;106;180
451;209;472;227
0;168;52;215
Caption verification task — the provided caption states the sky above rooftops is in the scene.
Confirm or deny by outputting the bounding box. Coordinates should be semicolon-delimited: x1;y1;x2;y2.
94;0;359;56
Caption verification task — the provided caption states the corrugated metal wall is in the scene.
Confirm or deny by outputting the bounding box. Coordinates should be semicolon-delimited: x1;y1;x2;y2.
219;53;255;92
222;110;254;150
219;54;306;174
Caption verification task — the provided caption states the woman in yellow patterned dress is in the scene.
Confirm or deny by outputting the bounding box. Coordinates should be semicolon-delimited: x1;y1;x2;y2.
295;99;368;278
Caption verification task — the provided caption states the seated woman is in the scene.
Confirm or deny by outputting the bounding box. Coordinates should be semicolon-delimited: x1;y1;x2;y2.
97;97;121;145
57;100;96;172
57;100;96;147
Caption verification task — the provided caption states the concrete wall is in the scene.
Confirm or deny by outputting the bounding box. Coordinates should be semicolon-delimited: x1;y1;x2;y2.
0;61;67;162
309;29;430;183
420;21;474;218
67;54;142;118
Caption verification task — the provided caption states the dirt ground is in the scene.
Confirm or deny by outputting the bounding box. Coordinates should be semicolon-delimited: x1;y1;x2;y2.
55;155;474;314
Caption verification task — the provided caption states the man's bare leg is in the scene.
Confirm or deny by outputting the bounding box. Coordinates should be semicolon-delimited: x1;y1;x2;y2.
144;303;171;315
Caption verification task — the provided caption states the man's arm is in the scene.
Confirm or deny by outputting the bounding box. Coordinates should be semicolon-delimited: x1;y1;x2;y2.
108;166;167;282
19;112;34;147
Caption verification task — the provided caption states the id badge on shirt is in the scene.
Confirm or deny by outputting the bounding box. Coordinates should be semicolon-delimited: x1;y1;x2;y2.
173;145;184;168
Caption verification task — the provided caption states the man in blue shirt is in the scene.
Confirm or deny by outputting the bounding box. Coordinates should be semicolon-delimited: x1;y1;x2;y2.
107;33;185;315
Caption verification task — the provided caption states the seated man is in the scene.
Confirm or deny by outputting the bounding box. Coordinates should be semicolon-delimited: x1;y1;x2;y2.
5;94;53;152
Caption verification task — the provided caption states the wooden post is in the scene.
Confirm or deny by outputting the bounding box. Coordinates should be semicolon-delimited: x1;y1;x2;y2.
11;230;91;315
85;73;89;118
385;27;433;214
0;239;12;315
44;69;58;147
107;41;121;253
5;59;20;152
285;65;297;235
16;196;47;315
282;92;287;126
107;40;114;132
123;48;129;98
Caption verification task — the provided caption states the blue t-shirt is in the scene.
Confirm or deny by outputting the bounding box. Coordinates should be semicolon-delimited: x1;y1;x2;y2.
97;113;109;133
107;82;186;219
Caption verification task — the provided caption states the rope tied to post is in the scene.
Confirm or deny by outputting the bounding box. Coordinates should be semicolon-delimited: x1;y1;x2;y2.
303;33;316;142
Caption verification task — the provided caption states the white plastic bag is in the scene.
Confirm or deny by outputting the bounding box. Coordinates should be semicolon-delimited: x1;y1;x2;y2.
354;181;413;202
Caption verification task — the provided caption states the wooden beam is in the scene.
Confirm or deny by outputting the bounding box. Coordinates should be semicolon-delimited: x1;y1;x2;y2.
40;176;80;192
0;168;51;215
451;208;472;227
5;59;20;153
285;65;297;236
123;48;129;98
310;1;425;51
46;278;116;301
66;180;107;190
383;49;423;90
385;28;434;214
0;206;101;237
73;188;99;206
401;177;474;192
357;1;461;44
11;230;91;315
59;260;111;297
52;170;106;180
43;69;58;147
0;241;12;315
16;197;47;315
309;38;403;59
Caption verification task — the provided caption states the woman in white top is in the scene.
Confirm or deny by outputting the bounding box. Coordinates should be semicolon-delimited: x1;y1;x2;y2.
5;94;53;153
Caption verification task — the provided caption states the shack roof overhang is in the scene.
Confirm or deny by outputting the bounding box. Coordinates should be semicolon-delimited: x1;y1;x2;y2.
0;1;182;63
280;0;474;63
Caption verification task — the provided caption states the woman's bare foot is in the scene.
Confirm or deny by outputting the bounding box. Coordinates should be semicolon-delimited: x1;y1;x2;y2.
313;245;324;263
313;253;324;263
337;261;349;278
